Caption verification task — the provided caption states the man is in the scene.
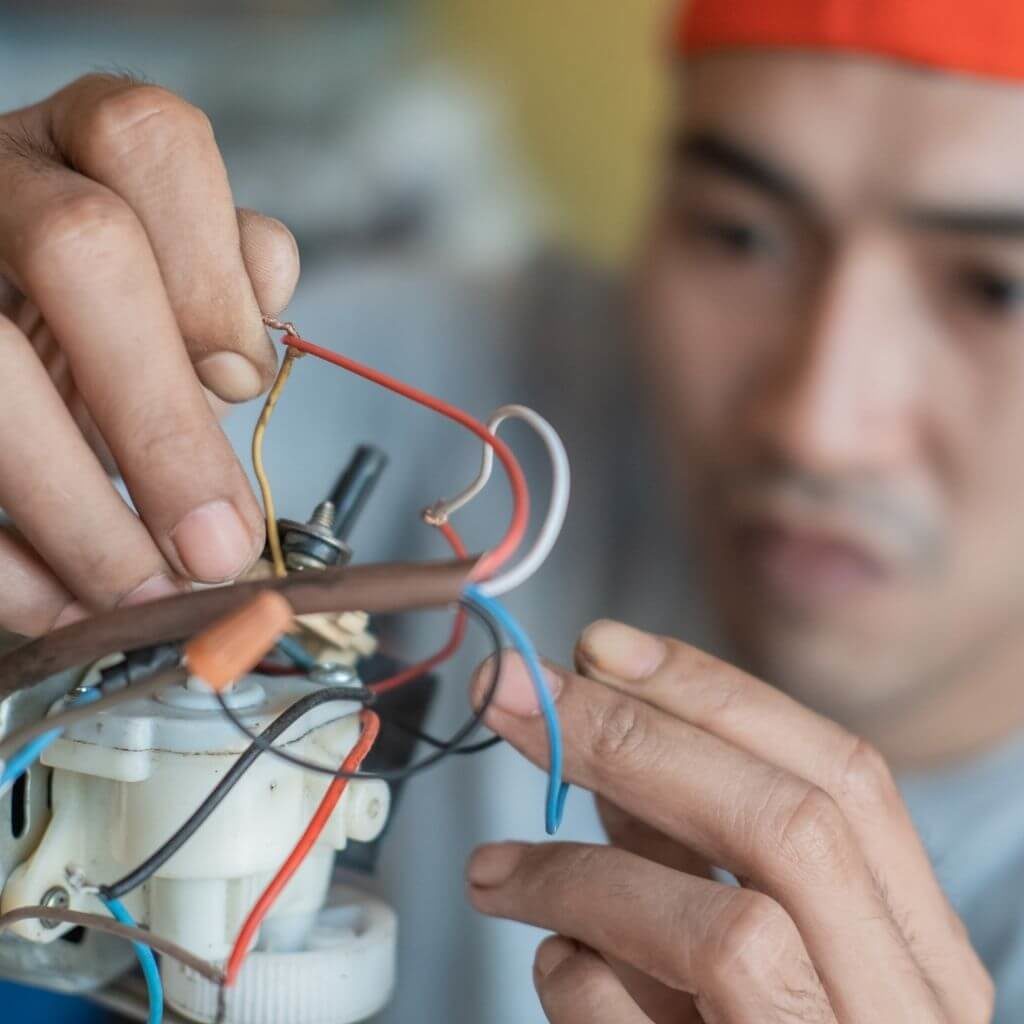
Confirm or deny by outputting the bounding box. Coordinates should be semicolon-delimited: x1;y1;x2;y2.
0;0;1020;1020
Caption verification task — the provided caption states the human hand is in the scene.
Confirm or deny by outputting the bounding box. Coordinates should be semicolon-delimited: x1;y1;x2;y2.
467;621;994;1023
0;74;300;635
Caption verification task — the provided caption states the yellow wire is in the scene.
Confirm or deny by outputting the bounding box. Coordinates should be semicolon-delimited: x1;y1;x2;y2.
252;346;300;577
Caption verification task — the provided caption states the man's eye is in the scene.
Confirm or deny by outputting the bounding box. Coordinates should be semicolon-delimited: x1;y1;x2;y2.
956;265;1024;315
676;210;774;257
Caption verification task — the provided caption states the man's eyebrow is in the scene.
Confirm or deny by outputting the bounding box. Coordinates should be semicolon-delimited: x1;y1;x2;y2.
673;130;811;209
904;205;1024;238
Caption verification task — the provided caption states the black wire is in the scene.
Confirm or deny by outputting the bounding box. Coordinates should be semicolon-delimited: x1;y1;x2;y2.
213;596;504;783
102;598;502;900
382;717;502;755
101;685;368;901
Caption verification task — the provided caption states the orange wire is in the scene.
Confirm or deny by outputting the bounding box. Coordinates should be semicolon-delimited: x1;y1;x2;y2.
224;708;381;987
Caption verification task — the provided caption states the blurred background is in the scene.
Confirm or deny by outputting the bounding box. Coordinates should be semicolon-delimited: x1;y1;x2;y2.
0;1;668;267
0;3;687;1022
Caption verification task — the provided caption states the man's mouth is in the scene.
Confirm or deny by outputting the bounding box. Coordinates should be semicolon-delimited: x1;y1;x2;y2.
734;520;890;609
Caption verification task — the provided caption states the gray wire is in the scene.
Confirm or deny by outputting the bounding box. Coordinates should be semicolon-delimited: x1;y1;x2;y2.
0;666;186;764
0;906;223;983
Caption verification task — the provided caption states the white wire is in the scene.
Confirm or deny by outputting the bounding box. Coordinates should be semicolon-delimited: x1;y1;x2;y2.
424;404;570;597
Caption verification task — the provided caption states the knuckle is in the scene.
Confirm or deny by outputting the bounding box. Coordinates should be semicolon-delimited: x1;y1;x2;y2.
770;783;854;881
589;695;651;768
81;85;212;166
702;891;793;986
836;737;900;817
21;190;139;270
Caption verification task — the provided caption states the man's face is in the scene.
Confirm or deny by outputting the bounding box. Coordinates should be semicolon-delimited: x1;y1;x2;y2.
641;52;1024;727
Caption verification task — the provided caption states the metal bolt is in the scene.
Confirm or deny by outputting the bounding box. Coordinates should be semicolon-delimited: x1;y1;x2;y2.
307;663;371;702
278;500;351;572
39;886;70;929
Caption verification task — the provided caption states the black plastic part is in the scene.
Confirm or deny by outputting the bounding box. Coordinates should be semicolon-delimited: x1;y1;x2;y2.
328;445;389;542
99;643;181;692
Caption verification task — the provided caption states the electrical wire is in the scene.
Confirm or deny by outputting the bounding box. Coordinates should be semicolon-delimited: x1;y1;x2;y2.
0;688;101;796
224;707;380;987
252;345;302;577
266;323;530;582
101;686;371;901
100;894;163;1024
462;585;569;835
0;667;186;765
426;405;570;597
213;597;504;782
382;717;501;756
0;906;223;984
276;633;319;672
369;521;468;696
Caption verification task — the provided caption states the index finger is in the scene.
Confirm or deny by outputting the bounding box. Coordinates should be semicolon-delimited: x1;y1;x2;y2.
45;74;279;400
0;155;264;584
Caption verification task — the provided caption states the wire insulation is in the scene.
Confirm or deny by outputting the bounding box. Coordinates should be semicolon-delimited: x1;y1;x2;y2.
213;598;503;782
224;708;380;986
272;329;529;582
369;521;467;696
0;906;223;984
100;895;163;1024
102;686;369;901
252;346;301;576
463;585;569;834
0;667;186;765
426;405;570;596
0;687;102;795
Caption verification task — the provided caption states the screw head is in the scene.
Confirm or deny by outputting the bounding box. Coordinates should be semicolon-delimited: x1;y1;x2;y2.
39;886;70;929
309;663;360;688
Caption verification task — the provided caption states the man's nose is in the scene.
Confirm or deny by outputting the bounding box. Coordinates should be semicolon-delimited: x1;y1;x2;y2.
749;240;922;476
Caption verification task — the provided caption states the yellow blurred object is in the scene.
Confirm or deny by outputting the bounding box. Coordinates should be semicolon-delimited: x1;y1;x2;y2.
429;0;668;265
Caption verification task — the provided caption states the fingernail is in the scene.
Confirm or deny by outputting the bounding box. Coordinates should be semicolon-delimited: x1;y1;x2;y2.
472;654;562;718
195;352;263;403
118;573;184;608
171;500;257;583
579;620;666;682
52;602;89;630
535;936;577;978
467;842;529;888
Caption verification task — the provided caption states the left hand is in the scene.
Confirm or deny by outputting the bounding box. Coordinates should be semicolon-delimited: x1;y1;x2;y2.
466;620;993;1023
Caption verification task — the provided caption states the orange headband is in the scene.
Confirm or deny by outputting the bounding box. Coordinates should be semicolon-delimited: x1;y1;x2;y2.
676;0;1024;82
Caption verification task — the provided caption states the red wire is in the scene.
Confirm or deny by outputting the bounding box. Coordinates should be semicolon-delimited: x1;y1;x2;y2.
369;522;467;695
224;708;381;987
279;332;528;581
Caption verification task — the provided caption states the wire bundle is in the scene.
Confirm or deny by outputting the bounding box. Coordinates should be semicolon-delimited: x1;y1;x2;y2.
1;316;573;1023
258;323;572;833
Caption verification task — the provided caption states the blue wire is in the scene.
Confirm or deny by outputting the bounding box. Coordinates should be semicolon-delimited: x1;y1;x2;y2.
100;895;163;1024
0;688;101;794
463;585;569;834
275;633;319;672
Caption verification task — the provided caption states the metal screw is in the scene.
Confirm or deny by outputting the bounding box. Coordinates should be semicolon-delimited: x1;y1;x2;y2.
278;500;351;572
308;663;371;702
39;886;70;929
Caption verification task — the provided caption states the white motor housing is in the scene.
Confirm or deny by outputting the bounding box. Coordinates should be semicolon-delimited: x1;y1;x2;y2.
0;668;395;1024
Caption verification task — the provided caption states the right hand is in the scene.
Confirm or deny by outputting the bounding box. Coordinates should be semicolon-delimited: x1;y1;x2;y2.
0;74;301;636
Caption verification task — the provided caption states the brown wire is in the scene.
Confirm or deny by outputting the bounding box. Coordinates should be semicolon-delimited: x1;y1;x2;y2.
0;667;186;763
0;906;224;984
